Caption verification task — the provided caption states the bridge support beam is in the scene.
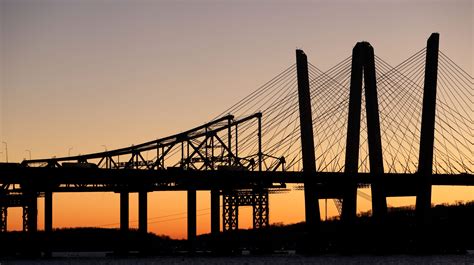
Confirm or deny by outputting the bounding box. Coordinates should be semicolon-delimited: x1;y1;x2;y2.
138;191;147;235
120;192;129;232
187;189;196;251
211;189;220;235
296;50;321;236
416;33;439;238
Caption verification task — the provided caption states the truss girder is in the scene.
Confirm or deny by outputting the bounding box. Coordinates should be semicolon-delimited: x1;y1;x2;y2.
21;114;265;173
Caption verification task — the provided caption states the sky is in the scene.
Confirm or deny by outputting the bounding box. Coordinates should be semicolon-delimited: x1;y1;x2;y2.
0;0;472;239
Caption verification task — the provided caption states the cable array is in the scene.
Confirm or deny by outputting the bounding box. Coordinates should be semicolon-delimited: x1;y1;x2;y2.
211;48;472;175
375;50;472;174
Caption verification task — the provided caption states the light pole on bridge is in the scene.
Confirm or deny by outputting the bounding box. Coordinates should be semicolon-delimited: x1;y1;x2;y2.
2;142;8;162
68;147;73;157
25;149;32;160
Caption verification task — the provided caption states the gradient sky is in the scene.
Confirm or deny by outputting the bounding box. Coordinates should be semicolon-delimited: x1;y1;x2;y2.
0;0;472;239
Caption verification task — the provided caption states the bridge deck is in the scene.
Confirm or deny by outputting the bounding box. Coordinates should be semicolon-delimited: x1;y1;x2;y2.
0;166;472;194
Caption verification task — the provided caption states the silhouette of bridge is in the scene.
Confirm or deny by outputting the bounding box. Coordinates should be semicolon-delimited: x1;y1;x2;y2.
0;33;472;252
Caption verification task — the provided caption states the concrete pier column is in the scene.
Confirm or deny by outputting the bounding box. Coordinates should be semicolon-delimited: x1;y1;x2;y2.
44;191;53;233
44;191;53;257
187;189;197;251
120;192;129;233
211;189;220;236
117;191;130;255
138;191;147;235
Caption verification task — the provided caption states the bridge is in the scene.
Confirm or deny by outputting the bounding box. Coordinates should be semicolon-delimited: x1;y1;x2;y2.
0;33;472;252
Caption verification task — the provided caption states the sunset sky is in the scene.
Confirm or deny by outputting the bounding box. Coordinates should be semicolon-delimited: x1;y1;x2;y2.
1;0;472;239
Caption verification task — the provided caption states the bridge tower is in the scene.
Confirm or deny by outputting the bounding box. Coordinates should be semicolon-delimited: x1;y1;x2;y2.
416;33;439;231
342;42;387;225
295;50;321;238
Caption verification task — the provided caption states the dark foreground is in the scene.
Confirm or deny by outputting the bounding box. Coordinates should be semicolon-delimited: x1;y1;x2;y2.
0;201;473;258
2;254;474;265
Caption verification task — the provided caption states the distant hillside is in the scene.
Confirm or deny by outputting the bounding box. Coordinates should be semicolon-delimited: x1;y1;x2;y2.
0;227;184;256
197;201;474;254
0;201;472;256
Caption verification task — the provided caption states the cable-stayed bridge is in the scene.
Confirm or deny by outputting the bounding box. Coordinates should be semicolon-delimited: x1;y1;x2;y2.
0;33;472;250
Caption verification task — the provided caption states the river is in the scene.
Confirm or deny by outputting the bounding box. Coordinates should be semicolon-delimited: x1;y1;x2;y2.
2;253;474;265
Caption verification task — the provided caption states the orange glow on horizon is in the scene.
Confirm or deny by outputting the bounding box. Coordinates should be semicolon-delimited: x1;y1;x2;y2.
5;186;472;239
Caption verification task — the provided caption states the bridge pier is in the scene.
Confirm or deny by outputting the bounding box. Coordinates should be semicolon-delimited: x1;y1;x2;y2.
210;189;220;236
187;189;196;251
120;191;129;233
44;192;53;233
118;191;129;255
138;191;147;235
44;191;53;257
138;191;148;255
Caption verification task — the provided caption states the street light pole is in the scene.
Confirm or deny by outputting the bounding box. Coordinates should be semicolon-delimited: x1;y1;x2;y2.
2;142;8;162
101;145;107;151
68;147;73;157
25;149;32;160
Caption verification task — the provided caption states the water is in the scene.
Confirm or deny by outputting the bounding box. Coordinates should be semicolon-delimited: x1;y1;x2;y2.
2;254;474;265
